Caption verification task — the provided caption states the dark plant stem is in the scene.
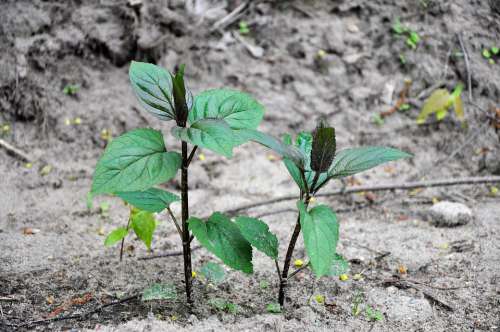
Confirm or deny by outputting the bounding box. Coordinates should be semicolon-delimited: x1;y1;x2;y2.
119;217;131;262
181;141;193;304
278;191;310;307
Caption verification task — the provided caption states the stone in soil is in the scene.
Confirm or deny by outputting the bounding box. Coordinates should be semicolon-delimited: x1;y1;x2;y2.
426;201;473;227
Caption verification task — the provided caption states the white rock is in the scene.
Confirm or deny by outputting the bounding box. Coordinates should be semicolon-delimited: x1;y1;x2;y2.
368;289;433;323
427;201;473;227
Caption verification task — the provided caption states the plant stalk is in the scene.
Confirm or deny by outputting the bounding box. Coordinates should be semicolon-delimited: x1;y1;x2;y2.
181;141;193;304
278;191;310;307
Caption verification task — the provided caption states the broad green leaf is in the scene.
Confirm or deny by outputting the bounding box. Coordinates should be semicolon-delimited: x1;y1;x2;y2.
235;216;278;259
417;89;450;124
104;227;128;247
189;89;264;130
311;123;336;173
142;283;177;301
129;61;192;121
189;212;253;274
298;202;339;277
116;188;179;212
233;129;305;168
199;262;226;284
172;119;235;158
328;146;411;180
328;254;349;276
131;210;157;249
91;128;181;195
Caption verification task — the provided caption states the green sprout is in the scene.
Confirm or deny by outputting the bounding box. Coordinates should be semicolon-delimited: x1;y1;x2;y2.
239;21;250;35
63;84;79;96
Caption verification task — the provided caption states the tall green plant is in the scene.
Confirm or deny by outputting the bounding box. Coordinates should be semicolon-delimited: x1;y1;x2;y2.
90;62;268;304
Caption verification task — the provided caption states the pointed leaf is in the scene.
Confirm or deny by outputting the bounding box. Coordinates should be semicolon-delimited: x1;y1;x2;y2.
129;61;192;121
172;119;235;158
131;210;157;249
328;146;411;179
298;202;339;277
199;262;226;284
311;124;336;173
189;212;253;274
417;89;450;124
142;283;177;301
104;227;129;247
189;89;264;130
116;188;179;212
233;129;305;168
171;64;192;124
235;216;278;259
91;128;181;195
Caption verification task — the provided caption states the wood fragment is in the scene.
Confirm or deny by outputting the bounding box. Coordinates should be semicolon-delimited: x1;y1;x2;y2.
0;138;32;162
211;2;248;32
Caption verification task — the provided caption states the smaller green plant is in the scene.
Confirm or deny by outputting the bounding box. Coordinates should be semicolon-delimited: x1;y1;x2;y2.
417;84;464;124
365;306;384;321
372;113;385;126
239;21;250;35
392;19;421;50
209;298;238;314
63;84;79;96
352;291;364;316
482;46;499;65
266;303;282;313
142;283;177;301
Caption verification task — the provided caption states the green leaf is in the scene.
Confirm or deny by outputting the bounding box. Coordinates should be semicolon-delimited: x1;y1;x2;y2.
142;283;177;301
417;89;451;124
172;118;235;158
328;146;411;180
482;49;492;59
104;227;129;247
189;212;253;274
491;46;499;55
189;89;264;130
235;216;278;259
91;128;181;195
328;254;349;276
298;202;339;277
311;122;336;173
266;303;282;313
116;188;179;212
233;129;305;168
199;262;226;284
129;61;192;121
131;210;157;249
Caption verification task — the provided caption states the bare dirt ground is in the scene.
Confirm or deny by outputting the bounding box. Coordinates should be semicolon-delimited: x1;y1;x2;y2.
1;0;500;331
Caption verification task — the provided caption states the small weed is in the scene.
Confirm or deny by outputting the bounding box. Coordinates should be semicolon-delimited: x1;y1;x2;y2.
239;21;250;35
266;303;282;313
63;84;79;96
392;18;421;50
417;84;464;124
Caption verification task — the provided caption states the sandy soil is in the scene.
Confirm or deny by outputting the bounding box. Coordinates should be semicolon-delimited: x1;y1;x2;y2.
1;0;500;331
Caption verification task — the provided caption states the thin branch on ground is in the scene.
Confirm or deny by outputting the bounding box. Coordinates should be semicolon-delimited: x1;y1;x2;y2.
210;2;249;32
0;138;32;162
137;245;202;261
224;176;500;215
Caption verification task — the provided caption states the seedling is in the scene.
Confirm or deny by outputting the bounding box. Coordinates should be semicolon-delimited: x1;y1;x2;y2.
238;121;410;308
392;19;421;50
365;305;384;321
63;84;79;96
417;84;464;124
482;46;499;65
238;21;250;35
90;62;267;304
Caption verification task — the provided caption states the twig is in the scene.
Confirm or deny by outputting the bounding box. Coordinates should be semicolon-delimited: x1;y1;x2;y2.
287;261;310;280
186;146;198;167
274;259;282;282
12;294;139;329
0;138;32;162
381;278;454;311
137;245;201;261
457;32;473;102
224;176;500;215
210;2;249;32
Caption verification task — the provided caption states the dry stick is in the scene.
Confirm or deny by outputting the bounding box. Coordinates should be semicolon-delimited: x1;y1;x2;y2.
225;176;500;215
138;245;202;261
210;2;249;32
12;294;139;329
457;32;473;102
0;138;32;162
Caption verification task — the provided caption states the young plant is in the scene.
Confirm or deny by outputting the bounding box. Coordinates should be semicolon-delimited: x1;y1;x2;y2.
417;84;464;124
90;61;266;304
392;19;421;50
240;120;411;307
